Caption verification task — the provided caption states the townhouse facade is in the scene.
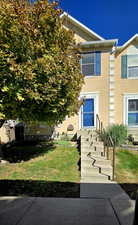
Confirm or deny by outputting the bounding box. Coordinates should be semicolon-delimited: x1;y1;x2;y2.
1;12;138;143
55;13;138;139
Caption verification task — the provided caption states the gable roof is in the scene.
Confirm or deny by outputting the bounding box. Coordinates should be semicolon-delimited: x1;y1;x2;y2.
61;12;105;41
117;34;138;53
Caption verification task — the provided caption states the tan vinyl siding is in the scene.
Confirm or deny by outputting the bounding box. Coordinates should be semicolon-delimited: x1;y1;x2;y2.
115;43;138;124
57;51;110;133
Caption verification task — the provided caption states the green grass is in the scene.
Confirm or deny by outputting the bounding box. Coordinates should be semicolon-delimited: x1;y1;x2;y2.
116;150;138;176
115;149;138;199
0;140;80;197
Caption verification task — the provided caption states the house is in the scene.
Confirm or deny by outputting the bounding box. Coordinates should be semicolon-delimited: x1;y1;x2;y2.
24;13;138;141
55;13;138;140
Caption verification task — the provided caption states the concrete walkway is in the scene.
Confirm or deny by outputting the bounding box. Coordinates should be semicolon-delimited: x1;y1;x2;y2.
80;182;135;225
0;188;135;225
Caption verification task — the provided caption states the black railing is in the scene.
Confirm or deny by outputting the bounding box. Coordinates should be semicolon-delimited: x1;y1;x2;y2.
96;114;116;181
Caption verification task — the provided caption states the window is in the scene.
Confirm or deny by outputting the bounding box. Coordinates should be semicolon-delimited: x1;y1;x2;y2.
121;54;138;78
128;99;138;126
81;52;101;76
128;66;138;78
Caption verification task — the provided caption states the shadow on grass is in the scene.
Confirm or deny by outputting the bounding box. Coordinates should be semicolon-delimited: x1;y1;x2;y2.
0;180;80;198
0;181;136;225
2;141;56;163
0;179;137;200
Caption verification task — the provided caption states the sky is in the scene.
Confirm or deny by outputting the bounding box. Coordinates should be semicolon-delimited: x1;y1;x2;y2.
60;0;138;45
31;0;138;45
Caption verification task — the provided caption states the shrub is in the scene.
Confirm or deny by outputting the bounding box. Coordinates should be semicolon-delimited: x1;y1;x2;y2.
127;134;134;143
104;124;127;147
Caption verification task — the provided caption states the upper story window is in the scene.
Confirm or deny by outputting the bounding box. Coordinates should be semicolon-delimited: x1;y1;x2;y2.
121;54;138;79
81;52;101;76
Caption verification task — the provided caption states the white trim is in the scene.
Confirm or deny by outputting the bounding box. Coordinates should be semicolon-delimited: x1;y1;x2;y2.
79;39;118;48
117;34;138;53
123;93;138;96
124;94;138;127
109;53;115;125
79;92;99;129
61;12;104;41
121;34;138;49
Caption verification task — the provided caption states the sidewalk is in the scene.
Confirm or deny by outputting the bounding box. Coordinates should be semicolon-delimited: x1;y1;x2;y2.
0;182;135;225
80;181;135;225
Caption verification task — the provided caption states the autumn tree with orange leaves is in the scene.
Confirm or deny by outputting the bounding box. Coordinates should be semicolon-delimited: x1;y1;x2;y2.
0;0;84;125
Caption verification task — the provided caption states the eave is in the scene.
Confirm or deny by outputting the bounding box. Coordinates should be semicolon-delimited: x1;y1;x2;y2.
79;39;118;49
61;12;105;41
116;34;138;54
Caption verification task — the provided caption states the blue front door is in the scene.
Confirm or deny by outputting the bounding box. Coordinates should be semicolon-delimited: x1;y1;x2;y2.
82;98;94;127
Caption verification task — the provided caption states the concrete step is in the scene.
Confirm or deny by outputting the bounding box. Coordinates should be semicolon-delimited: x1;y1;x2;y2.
81;160;93;167
90;155;107;160
101;167;113;177
81;134;98;140
81;148;104;155
81;174;110;183
81;168;100;177
81;166;99;173
81;158;111;169
81;135;99;141
81;154;106;161
81;140;104;145
81;143;104;150
94;160;111;167
81;151;103;157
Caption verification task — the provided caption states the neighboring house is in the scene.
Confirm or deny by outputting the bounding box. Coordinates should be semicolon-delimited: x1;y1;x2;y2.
24;13;138;140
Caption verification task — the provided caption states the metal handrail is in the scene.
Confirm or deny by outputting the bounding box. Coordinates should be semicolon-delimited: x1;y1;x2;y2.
96;114;116;181
96;114;103;134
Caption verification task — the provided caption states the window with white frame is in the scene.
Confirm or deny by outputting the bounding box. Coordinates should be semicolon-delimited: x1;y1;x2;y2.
122;54;138;78
81;52;101;76
128;55;138;78
127;98;138;126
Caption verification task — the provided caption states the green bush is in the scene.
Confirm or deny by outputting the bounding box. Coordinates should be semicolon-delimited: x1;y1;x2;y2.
127;134;134;143
104;124;127;147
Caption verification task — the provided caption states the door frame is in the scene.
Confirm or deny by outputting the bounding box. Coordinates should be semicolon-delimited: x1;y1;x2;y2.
79;92;99;129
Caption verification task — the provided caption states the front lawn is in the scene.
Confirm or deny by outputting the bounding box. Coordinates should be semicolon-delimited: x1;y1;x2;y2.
0;140;80;197
115;149;138;199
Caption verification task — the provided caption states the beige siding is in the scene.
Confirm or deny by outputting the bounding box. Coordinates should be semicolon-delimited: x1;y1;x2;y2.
115;43;138;124
57;51;110;134
82;52;110;127
56;114;79;135
63;20;99;43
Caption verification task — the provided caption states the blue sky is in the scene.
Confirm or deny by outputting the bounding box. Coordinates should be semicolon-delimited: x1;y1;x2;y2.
31;0;138;45
60;0;138;45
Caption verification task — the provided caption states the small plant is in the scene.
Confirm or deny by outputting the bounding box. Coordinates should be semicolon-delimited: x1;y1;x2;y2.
104;124;127;147
127;134;134;143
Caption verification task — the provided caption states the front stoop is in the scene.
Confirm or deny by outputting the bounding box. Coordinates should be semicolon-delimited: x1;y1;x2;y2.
79;129;135;225
80;129;113;182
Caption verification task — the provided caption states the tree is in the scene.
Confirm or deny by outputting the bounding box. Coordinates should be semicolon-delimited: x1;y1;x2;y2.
0;0;84;126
